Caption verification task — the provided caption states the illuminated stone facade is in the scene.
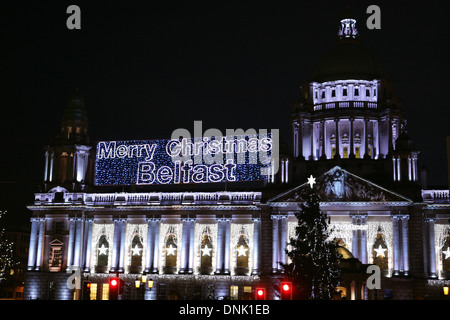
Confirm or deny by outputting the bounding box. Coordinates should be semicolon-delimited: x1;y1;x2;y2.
23;15;450;300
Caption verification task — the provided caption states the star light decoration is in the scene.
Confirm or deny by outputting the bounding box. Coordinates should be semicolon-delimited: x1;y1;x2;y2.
307;175;316;189
98;244;108;256
443;247;450;260
166;244;176;256
237;245;248;257
201;245;212;256
131;245;142;256
374;245;387;257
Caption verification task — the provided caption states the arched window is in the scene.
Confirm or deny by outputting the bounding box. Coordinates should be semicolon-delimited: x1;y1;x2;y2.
236;235;249;269
165;234;177;268
372;230;388;270
97;235;109;268
130;235;143;267
200;235;213;268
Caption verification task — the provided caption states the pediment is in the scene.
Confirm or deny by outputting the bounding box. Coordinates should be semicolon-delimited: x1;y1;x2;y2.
48;186;69;193
269;166;412;203
49;238;64;246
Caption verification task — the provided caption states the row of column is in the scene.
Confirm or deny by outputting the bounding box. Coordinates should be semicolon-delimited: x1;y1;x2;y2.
270;213;411;276
27;215;261;275
27;218;45;271
294;116;401;160
392;155;419;182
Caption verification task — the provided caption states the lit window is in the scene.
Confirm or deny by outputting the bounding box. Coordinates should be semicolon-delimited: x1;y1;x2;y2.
130;235;143;267
102;283;109;300
90;283;97;300
165;235;178;268
200;235;213;268
230;286;239;300
236;235;249;269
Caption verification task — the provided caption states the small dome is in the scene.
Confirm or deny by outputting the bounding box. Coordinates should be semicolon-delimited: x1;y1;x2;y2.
310;18;387;82
62;89;88;122
337;246;354;259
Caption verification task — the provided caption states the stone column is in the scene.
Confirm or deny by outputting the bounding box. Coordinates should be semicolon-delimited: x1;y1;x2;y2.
252;217;261;275
320;120;326;159
392;215;401;276
401;215;410;276
110;218;122;272
152;219;160;273
118;218;126;273
67;217;76;269
223;218;231;274
188;218;195;273
35;218;45;271
293;121;299;158
427;217;437;278
388;117;393;155
27;218;40;270
334;118;340;159
49;151;54;182
310;121;314;160
279;216;288;267
145;218;155;273
83;218;93;272
271;215;279;272
73;218;83;267
179;218;189;273
215;218;224;274
349;118;355;158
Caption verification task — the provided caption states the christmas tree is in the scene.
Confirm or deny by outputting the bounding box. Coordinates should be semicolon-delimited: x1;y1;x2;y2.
280;179;341;299
0;211;15;285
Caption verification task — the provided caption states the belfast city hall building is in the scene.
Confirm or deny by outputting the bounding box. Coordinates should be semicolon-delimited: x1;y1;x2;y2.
23;15;450;300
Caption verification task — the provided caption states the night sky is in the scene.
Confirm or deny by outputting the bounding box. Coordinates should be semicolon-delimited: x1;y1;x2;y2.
1;1;449;227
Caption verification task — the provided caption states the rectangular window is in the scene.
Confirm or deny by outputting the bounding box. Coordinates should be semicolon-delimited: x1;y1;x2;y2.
331;89;336;98
230;286;239;300
90;283;97;300
343;88;347;96
102;283;109;300
366;89;370;97
355;87;359;96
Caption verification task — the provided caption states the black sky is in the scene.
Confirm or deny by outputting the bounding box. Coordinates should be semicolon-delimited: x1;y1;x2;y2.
1;1;449;227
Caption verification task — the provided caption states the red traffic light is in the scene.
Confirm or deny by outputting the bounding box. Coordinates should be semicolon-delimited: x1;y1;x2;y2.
86;283;91;289
282;283;290;292
255;287;266;300
110;279;118;287
280;282;292;300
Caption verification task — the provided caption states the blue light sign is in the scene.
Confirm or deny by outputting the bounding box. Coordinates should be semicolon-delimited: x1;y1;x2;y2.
94;135;273;186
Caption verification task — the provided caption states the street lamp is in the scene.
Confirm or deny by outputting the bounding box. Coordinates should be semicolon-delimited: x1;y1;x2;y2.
135;279;141;289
